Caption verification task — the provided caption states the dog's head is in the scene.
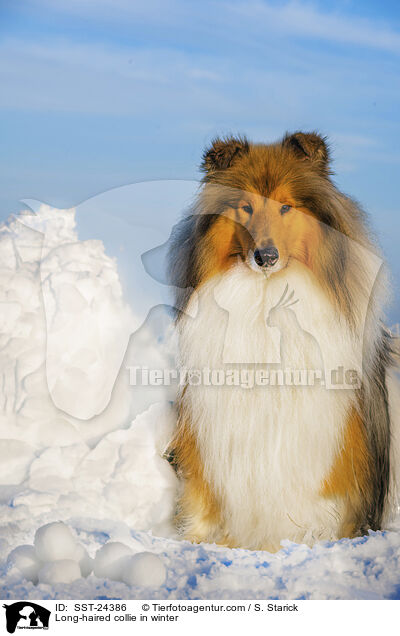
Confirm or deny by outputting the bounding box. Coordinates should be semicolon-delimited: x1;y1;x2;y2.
199;132;335;277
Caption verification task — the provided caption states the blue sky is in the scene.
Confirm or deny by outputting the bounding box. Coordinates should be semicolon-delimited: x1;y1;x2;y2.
1;0;400;319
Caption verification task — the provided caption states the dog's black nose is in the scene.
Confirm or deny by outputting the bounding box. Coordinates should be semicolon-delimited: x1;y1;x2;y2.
254;246;279;267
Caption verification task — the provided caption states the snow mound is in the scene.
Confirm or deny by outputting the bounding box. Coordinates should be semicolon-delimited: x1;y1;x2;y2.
0;206;178;531
0;205;179;590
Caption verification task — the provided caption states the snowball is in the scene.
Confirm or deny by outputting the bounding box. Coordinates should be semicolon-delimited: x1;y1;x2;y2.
7;545;41;583
122;552;166;588
73;543;93;578
93;542;132;581
34;522;78;562
38;559;81;585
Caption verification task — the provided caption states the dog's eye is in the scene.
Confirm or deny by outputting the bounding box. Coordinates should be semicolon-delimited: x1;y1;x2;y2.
242;204;253;215
280;204;291;215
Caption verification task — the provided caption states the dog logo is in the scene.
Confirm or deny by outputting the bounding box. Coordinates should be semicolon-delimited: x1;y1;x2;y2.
3;602;50;633
14;181;383;416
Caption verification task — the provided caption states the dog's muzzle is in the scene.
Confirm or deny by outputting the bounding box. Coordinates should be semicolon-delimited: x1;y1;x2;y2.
253;246;279;268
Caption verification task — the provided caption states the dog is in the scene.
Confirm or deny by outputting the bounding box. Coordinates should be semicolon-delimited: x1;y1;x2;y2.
167;131;399;551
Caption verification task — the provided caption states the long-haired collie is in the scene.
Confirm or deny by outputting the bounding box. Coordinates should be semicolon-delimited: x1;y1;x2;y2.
167;131;400;551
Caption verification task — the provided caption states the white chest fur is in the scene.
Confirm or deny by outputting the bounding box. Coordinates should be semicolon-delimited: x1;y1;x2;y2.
177;261;365;549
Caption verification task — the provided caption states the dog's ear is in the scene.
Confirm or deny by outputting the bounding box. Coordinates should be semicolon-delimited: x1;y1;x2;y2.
283;132;330;172
201;136;249;173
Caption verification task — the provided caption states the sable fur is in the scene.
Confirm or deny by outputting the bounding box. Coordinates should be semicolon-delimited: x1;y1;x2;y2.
167;131;398;550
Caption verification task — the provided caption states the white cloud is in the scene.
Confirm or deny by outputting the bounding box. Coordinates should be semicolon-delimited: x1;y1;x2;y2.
230;1;400;54
0;38;228;115
26;0;400;54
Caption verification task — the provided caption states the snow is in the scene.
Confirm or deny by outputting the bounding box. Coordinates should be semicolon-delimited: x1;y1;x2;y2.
1;202;400;600
122;552;166;587
73;545;93;578
7;546;40;585
34;522;79;563
93;542;133;581
38;560;81;585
